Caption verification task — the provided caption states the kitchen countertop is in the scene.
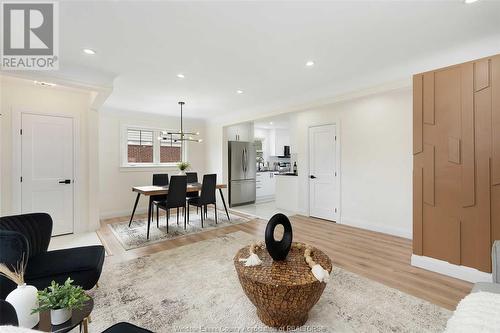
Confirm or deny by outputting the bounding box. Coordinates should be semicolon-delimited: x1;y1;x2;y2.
257;170;298;176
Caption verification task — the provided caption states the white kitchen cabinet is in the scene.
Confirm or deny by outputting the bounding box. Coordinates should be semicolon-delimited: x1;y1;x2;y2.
275;175;299;211
269;129;290;156
226;122;253;142
256;172;276;201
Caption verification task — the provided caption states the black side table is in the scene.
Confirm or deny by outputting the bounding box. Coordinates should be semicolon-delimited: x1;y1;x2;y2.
33;298;94;333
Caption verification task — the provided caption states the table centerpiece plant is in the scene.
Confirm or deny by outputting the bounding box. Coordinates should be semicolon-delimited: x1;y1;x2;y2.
177;161;190;175
32;278;90;325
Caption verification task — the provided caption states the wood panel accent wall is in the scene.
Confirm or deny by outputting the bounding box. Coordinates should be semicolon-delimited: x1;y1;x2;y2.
413;54;500;273
413;75;423;154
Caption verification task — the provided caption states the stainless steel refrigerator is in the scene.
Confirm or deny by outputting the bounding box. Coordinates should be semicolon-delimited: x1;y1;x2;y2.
229;141;256;207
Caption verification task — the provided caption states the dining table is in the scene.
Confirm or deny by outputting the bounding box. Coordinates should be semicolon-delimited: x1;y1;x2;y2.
129;182;229;239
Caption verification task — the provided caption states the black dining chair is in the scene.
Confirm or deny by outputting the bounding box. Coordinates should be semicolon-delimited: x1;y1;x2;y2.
186;172;198;195
187;174;217;228
157;175;187;232
151;173;169;224
186;172;200;215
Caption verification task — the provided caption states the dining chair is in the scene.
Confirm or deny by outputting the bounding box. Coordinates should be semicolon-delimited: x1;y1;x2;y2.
186;172;198;194
186;172;200;215
152;173;169;223
187;174;217;228
157;175;187;232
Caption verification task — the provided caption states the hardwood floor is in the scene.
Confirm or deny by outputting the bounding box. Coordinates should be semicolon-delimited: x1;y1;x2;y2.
98;211;471;310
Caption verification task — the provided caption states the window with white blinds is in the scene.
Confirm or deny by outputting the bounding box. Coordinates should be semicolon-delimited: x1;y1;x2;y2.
127;129;154;163
122;126;184;166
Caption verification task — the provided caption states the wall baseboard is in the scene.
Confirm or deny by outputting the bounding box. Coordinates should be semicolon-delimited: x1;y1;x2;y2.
341;217;412;239
411;254;492;283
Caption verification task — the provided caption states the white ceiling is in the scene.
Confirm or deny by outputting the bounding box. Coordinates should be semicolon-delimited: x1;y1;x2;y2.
50;1;500;119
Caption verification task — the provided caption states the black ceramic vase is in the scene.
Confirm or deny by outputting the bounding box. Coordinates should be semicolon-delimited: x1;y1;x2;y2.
265;213;293;261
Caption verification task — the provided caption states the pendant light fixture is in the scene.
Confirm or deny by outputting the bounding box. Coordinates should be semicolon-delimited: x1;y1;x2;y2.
158;102;202;145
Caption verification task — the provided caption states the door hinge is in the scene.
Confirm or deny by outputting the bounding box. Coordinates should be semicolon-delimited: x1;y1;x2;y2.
20;129;22;135
20;176;23;182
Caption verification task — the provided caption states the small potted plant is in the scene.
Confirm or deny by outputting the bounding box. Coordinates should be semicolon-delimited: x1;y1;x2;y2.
32;278;90;325
177;161;190;175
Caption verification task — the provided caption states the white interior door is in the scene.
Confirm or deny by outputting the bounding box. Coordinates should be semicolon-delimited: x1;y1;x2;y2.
309;124;338;221
21;113;74;235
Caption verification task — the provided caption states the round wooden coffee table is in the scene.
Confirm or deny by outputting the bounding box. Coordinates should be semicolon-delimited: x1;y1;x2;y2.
33;298;94;333
234;243;332;329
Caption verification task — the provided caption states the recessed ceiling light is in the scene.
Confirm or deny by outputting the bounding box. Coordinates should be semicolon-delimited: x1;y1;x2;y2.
269;122;274;125
464;0;479;3
82;48;96;55
176;73;185;79
236;90;244;94
305;60;315;67
34;81;56;87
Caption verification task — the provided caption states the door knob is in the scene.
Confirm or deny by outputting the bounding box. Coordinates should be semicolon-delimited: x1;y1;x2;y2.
309;175;317;179
59;179;71;184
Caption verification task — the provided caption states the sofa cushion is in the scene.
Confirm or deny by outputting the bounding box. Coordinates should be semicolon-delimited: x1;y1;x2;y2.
0;230;29;298
0;300;19;326
444;291;500;333
25;245;105;290
0;213;52;258
472;282;500;294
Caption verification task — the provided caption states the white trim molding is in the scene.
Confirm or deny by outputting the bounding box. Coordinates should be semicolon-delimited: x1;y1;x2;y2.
411;254;492;283
341;217;412;240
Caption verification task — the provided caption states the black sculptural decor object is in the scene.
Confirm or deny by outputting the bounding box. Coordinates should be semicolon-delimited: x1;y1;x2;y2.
265;213;293;260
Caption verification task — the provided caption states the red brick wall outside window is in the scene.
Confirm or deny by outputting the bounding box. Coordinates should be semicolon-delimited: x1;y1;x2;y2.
160;146;181;163
127;128;182;164
127;145;153;163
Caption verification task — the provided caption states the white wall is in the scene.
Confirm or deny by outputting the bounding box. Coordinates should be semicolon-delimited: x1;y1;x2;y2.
206;86;413;238
290;87;412;238
0;75;100;232
98;109;207;218
206;121;227;206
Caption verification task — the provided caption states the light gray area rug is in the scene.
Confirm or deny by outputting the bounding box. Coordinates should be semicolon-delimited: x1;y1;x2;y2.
88;231;451;332
108;211;250;250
